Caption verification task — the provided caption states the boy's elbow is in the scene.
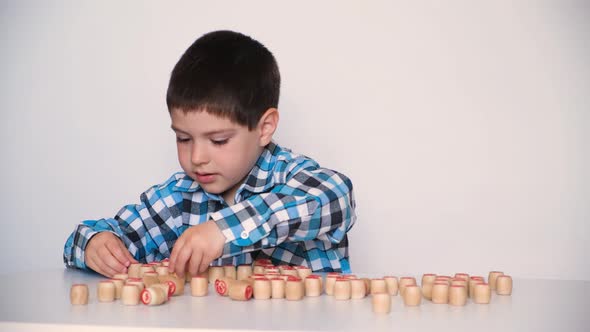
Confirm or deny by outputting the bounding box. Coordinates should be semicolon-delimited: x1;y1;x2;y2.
335;171;356;230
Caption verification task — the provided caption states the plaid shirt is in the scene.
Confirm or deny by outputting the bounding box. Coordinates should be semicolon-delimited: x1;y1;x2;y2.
63;142;356;272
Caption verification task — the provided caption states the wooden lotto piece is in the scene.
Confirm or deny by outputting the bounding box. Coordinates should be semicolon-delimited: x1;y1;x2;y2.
270;278;285;299
431;282;449;304
265;273;280;280
421;274;437;300
215;277;235;297
253;265;265;274
253;278;271;300
110;278;125;299
253;259;272;267
421;282;434;300
333;278;351;300
152;283;171;300
158;274;183;296
325;275;340;295
197;268;209;282
280;268;299;278
372;293;391;314
488;271;504;290
449;285;467;306
209;266;225;283
383;276;399;296
370;279;387;295
473;283;491;304
160;280;176;298
350;279;366;299
469;276;484;298
113;273;128;281
170;273;186;294
278;265;294;273
140;286;167;306
285;277;304;301
229;281;253;301
160;259;170;267
125;278;145;291
421;273;437;286
295;266;312;279
139;264;155;277
455;273;469;281
143;271;160;288
247;274;265;286
264;267;280;274
156;265;170;276
304;275;322;297
496;275;513;295
190;276;208;297
223;265;237;280
236;264;252;281
398;277;416;296
127;263;142;278
403;285;421;306
451;278;468;288
434;276;451;285
310;274;324;290
70;284;89;305
361;278;371;294
121;284;141;305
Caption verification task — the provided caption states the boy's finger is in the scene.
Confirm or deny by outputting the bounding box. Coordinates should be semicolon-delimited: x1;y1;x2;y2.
188;251;203;277
86;255;103;276
173;246;192;277
106;241;131;267
98;246;127;274
168;240;184;273
168;248;178;274
118;241;138;264
103;250;128;274
88;254;117;278
198;256;210;275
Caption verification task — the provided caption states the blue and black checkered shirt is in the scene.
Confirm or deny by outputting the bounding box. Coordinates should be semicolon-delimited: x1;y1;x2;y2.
63;142;357;272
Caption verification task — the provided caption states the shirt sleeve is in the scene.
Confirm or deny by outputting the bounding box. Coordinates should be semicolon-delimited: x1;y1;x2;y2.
210;164;356;259
63;180;185;270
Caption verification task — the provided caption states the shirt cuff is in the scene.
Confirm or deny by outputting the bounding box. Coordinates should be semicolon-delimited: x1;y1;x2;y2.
77;230;121;270
210;200;268;246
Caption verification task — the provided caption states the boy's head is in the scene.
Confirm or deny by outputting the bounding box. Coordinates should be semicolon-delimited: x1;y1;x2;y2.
166;31;280;203
166;30;280;129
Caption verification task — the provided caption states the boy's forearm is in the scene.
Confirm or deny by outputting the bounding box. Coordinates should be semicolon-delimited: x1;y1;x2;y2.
63;218;139;269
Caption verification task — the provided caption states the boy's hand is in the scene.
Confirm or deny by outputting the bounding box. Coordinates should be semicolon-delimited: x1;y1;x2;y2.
85;232;137;277
168;220;226;277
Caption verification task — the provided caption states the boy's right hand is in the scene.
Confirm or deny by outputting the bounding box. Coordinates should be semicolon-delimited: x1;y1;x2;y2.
85;232;137;277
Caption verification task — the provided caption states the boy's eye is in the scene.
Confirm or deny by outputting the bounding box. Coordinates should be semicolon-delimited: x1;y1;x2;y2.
211;139;229;146
176;137;190;143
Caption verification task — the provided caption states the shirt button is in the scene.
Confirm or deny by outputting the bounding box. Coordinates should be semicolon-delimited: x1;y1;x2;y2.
240;231;249;239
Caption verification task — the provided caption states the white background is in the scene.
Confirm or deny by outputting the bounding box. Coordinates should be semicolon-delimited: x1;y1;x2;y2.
1;0;588;280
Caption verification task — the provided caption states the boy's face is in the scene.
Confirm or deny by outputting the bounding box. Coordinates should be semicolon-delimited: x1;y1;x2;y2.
170;109;272;204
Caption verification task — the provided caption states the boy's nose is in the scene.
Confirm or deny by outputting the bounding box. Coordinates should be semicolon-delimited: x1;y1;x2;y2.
191;143;209;165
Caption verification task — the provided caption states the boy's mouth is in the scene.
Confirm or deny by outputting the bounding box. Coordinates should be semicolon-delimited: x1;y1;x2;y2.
195;172;216;184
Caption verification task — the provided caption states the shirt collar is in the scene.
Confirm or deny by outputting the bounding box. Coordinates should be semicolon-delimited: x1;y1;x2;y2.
237;141;280;196
172;141;281;200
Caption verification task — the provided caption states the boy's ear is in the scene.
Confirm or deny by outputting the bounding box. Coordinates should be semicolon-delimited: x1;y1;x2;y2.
257;108;279;146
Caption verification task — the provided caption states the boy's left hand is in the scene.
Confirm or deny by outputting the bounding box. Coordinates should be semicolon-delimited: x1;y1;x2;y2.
168;220;226;277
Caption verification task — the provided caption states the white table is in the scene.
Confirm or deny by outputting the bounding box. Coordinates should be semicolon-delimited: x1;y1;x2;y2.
0;269;588;331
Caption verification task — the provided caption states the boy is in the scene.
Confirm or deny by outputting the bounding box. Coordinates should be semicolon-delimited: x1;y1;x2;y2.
63;30;356;278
